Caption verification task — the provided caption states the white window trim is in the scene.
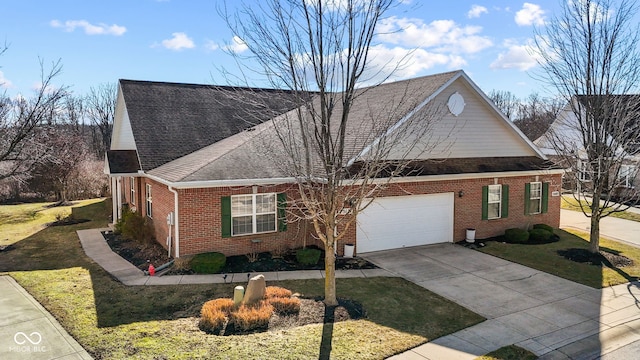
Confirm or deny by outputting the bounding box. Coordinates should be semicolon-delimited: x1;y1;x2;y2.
487;184;502;220
231;193;277;236
577;159;590;182
529;181;542;215
145;184;152;218
619;164;636;188
130;177;136;205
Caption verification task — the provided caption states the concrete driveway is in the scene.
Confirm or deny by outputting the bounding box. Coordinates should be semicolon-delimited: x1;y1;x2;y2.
362;244;640;359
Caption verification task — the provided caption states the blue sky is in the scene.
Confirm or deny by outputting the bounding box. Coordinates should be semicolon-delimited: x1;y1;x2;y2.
1;1;565;99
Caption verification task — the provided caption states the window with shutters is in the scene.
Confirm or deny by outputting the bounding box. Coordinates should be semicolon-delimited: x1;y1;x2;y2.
231;193;277;236
487;184;502;219
528;182;542;214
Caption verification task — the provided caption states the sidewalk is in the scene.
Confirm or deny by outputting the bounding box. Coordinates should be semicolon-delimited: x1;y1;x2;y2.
77;229;397;286
561;209;640;248
0;276;92;360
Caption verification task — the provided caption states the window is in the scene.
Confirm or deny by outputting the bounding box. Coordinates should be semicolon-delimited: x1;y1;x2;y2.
577;159;591;182
528;182;542;214
487;185;502;219
130;177;136;205
145;184;152;218
482;184;509;220
618;165;636;188
231;193;276;236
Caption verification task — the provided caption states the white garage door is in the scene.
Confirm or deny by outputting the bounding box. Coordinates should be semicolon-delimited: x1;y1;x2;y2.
356;193;454;253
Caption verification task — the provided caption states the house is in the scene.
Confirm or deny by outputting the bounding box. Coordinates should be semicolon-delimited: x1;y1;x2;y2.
105;70;563;258
534;95;640;199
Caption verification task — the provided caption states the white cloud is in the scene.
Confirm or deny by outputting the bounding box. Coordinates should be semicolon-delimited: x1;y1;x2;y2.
377;17;492;54
0;71;13;89
515;3;545;26
358;44;467;86
467;5;488;18
50;19;126;36
204;40;219;51
161;32;195;51
224;36;248;54
490;39;541;71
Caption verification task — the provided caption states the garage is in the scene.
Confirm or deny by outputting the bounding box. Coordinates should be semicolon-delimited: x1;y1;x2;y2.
356;193;454;253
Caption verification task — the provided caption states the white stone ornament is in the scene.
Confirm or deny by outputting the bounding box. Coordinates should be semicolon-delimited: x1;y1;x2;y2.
447;92;465;116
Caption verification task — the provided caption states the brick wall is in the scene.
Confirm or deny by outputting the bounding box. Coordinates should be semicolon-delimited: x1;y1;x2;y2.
144;173;562;257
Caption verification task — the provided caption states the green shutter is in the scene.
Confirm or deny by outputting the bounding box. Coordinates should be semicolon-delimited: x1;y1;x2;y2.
277;193;287;232
221;196;231;238
501;184;509;218
481;186;488;220
524;183;531;215
542;182;549;214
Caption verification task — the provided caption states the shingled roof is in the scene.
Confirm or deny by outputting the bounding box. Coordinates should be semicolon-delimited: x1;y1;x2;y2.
119;80;302;171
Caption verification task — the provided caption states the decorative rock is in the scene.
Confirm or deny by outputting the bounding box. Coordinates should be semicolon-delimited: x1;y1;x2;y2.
242;274;266;304
234;286;245;306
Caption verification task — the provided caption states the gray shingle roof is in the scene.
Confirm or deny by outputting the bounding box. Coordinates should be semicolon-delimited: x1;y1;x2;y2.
120;80;302;171
147;71;461;182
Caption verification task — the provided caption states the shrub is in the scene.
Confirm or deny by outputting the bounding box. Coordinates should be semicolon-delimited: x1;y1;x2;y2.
533;223;554;233
173;255;193;272
296;248;321;265
229;301;274;332
264;286;292;299
117;207;155;245
267;296;301;315
191;252;226;274
199;298;234;334
504;228;530;244
529;228;553;243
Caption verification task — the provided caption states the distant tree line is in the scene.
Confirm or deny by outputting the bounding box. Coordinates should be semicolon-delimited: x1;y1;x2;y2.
0;49;115;203
488;90;564;141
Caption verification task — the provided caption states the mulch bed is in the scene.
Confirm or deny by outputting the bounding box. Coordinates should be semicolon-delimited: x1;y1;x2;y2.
48;218;90;227
102;231;172;270
207;297;365;336
557;248;634;267
102;232;377;274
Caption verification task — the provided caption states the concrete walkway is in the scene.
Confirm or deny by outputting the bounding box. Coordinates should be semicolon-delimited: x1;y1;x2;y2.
561;209;640;248
77;229;397;286
363;244;640;360
0;276;92;360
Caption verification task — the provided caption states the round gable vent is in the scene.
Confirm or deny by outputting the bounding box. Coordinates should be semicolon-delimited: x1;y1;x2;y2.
447;92;465;116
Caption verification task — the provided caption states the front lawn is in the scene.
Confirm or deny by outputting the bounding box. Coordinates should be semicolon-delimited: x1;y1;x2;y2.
0;199;484;359
478;229;640;288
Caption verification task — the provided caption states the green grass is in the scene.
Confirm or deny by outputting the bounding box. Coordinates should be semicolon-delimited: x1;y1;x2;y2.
561;195;640;222
478;229;640;288
476;345;537;360
0;199;105;246
0;198;484;359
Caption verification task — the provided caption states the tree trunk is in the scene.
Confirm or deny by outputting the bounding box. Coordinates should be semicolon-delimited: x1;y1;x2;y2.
324;241;338;306
589;215;600;253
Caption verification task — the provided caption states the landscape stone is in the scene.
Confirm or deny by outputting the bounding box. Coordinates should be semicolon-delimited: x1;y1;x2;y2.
242;274;266;304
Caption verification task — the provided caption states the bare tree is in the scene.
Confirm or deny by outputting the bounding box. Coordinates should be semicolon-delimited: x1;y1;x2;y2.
85;83;116;157
488;89;520;120
0;59;66;180
534;0;640;253
514;93;563;141
224;0;447;305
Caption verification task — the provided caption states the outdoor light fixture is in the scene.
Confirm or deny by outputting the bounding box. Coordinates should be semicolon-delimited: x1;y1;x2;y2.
458;190;464;198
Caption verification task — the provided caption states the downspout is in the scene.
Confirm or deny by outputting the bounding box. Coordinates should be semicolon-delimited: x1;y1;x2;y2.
168;186;180;258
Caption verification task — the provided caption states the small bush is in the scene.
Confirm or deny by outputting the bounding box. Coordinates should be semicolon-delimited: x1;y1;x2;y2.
267;296;301;315
229;301;274;332
191;252;226;274
173;255;193;272
199;298;234;334
529;228;553;243
264;286;292;299
533;223;554;233
296;248;321;265
116;206;155;245
504;228;530;244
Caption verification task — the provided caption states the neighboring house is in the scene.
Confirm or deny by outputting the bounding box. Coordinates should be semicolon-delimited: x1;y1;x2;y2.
534;96;640;197
105;70;563;258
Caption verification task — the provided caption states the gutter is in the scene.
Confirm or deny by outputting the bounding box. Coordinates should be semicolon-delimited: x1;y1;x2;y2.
168;186;180;258
144;172;296;189
352;168;566;185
